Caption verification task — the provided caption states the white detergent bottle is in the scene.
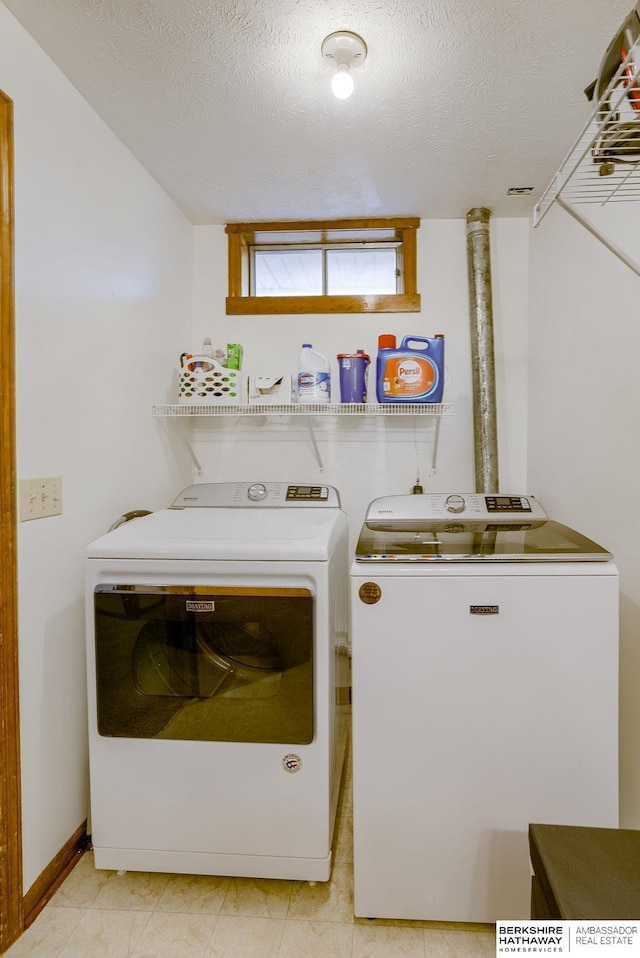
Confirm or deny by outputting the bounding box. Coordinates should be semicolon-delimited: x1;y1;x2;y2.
297;344;331;403
200;337;214;358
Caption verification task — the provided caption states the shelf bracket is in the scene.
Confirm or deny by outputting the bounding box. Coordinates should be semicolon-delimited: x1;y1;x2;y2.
306;421;325;473
171;419;204;477
187;444;204;478
556;196;640;279
431;414;442;473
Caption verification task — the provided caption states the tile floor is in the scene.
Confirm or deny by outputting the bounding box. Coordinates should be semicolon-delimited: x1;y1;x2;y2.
6;755;495;958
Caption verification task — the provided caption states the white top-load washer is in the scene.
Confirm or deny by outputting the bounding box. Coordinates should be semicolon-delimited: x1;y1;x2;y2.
350;493;619;922
86;482;349;881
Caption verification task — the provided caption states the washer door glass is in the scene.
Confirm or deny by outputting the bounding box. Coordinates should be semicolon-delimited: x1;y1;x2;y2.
355;520;612;561
93;585;313;744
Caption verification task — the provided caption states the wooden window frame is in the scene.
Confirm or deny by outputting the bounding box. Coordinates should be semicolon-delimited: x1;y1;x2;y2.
225;218;421;315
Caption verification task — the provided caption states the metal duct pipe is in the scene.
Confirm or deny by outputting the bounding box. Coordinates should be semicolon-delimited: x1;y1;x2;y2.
466;207;499;493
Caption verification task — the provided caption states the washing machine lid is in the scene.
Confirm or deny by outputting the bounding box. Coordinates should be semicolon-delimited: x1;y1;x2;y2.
88;482;346;561
355;493;612;562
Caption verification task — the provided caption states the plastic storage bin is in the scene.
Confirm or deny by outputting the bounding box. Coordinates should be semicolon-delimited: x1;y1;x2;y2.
178;356;247;404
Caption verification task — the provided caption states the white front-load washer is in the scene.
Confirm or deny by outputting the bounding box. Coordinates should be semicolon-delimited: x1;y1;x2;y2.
350;493;619;922
85;482;349;881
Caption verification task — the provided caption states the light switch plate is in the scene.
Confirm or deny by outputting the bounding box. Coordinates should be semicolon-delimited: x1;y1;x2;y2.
20;477;63;521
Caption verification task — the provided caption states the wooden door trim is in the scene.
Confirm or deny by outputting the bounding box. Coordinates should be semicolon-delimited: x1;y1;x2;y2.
0;88;23;952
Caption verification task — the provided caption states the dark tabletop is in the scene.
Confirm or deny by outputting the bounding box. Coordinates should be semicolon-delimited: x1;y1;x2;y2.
529;823;640;919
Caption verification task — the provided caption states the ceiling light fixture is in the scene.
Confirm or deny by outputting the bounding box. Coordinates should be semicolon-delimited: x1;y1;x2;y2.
321;31;367;100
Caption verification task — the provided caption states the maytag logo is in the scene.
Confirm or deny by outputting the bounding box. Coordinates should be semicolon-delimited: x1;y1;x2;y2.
470;605;499;615
186;600;215;613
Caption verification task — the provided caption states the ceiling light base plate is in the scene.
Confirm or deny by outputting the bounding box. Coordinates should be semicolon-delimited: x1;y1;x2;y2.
321;31;367;68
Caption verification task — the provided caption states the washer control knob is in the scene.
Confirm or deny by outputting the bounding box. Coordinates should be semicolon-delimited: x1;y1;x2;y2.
247;483;268;501
445;494;466;514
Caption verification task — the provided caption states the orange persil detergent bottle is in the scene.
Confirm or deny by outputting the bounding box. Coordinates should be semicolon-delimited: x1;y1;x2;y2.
376;334;445;403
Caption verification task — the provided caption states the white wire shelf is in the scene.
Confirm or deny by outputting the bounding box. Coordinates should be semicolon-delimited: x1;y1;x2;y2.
153;402;453;417
534;32;640;276
153;401;453;474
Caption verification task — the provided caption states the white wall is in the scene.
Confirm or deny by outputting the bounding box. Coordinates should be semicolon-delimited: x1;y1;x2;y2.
529;202;640;826
0;3;193;891
189;218;530;545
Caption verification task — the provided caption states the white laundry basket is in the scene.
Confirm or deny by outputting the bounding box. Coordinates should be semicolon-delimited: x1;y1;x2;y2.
178;356;247;404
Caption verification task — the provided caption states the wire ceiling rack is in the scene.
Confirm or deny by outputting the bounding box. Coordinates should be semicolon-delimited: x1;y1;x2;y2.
534;31;640;276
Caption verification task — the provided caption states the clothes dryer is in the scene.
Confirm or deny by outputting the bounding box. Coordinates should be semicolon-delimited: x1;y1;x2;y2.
86;482;349;881
350;493;619;921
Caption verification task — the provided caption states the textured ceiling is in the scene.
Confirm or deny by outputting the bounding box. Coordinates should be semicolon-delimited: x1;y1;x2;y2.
1;0;633;223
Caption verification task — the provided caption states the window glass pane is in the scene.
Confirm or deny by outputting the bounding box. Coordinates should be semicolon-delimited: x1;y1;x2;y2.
254;250;322;296
326;248;397;295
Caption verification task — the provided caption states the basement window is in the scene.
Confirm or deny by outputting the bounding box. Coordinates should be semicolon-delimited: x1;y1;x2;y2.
225;218;421;315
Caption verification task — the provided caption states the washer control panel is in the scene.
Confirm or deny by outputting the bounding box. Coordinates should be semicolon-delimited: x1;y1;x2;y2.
423;494;539;519
364;493;547;526
485;496;532;513
442;495;534;515
171;482;341;508
286;485;329;501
